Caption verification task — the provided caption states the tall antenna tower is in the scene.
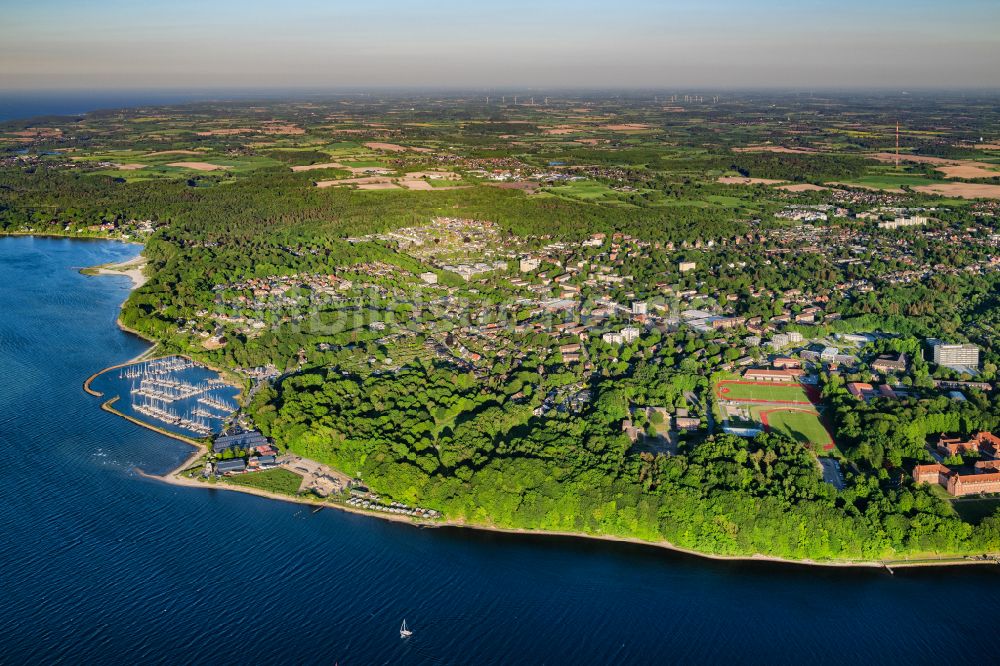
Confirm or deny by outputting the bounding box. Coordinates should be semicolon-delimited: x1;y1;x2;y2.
895;121;900;168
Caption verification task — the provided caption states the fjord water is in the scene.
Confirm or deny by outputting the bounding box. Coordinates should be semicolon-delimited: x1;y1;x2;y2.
1;237;997;665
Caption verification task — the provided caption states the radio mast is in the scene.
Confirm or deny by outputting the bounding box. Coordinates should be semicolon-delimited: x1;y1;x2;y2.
896;121;900;168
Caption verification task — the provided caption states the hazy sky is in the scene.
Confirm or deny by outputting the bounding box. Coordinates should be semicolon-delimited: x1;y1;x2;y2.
2;0;999;90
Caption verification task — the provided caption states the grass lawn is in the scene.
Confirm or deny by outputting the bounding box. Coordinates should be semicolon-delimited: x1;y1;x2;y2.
952;497;1000;525
223;467;303;495
715;380;814;404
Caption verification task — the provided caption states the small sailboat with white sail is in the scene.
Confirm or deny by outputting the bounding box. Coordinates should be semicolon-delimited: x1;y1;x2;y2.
400;619;413;638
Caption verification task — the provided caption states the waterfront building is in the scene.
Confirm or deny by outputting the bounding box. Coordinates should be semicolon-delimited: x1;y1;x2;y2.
213;430;268;454
216;459;247;475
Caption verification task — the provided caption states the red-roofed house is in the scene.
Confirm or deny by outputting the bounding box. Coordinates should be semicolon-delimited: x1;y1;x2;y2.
847;382;876;401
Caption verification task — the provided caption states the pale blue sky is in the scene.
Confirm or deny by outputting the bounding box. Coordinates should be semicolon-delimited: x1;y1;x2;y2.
2;0;998;89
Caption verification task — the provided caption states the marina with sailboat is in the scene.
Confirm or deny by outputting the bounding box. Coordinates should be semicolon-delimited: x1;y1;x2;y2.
89;355;241;438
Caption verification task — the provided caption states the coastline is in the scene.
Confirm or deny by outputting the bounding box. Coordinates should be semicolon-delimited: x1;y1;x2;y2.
151;460;1000;571
66;233;1000;572
83;254;149;289
0;230;142;245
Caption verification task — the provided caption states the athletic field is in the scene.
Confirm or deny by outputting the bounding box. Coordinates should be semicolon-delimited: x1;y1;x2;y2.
715;380;816;404
716;379;834;450
756;407;834;449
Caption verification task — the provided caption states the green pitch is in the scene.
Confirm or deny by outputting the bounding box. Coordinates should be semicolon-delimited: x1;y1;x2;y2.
756;408;833;448
715;380;813;404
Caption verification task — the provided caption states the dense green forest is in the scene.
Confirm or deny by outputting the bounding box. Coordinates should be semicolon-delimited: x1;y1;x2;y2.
6;92;1000;563
249;362;1000;559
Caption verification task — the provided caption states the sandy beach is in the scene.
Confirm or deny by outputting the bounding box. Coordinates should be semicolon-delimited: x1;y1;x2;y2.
88;255;148;288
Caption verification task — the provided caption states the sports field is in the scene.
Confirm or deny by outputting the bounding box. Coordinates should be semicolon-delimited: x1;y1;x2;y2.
756;407;834;449
716;380;834;450
715;380;815;404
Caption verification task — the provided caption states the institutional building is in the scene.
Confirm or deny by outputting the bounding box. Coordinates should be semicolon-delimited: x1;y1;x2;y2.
914;432;1000;497
742;368;804;382
930;341;980;370
872;353;907;375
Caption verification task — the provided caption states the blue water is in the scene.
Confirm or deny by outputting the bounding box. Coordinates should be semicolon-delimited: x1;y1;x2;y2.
91;359;240;437
0;89;355;122
0;91;219;122
1;236;998;665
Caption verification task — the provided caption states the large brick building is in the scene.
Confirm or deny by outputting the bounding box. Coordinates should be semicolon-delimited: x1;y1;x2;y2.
935;431;1000;457
913;463;951;486
948;472;1000;497
914;432;1000;497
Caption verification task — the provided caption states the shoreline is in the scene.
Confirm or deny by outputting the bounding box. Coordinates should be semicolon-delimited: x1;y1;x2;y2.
0;230;142;245
65;233;1000;572
83;255;149;289
150;461;1000;571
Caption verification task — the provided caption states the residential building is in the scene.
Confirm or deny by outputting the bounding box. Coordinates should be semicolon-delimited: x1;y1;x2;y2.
602;326;641;345
519;257;541;272
711;316;744;330
878;216;927;230
674;416;700;430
